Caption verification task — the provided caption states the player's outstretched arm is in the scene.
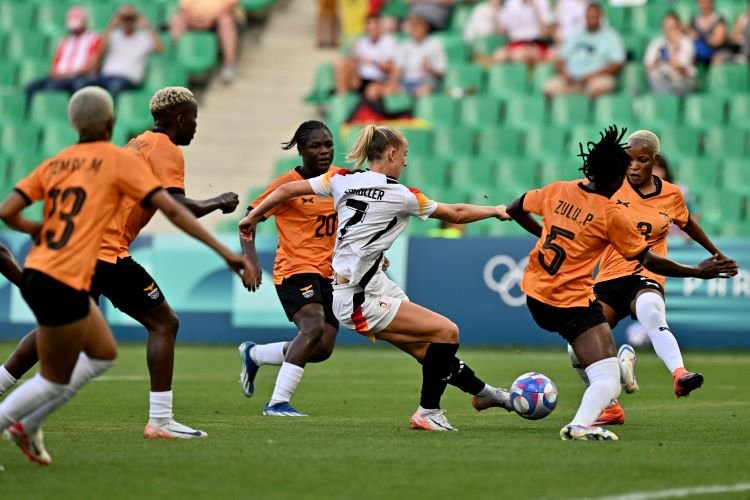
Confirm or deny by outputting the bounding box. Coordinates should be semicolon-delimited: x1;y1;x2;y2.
239;180;314;241
149;190;260;290
681;215;731;261
506;196;543;238
238;208;263;289
171;191;240;218
637;249;738;280
0;243;23;287
0;192;42;242
429;203;510;224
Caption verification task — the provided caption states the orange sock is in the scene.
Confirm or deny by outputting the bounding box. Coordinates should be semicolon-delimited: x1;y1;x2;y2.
673;367;688;381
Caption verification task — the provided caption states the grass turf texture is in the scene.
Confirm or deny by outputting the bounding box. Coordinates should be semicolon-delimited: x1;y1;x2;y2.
0;343;748;499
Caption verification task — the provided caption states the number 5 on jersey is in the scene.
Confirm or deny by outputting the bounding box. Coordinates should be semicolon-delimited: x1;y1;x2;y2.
538;225;575;276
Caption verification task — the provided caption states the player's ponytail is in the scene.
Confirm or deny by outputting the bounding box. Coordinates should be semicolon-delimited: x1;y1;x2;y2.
281;120;331;150
346;125;406;169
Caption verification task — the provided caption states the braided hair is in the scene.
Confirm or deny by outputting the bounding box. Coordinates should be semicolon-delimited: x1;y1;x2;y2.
577;125;630;184
281;121;331;150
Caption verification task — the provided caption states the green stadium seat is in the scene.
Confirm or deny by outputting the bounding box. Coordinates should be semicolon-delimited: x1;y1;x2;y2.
176;32;219;74
242;0;275;13
531;63;556;93
116;91;153;136
18;59;49;86
683;95;727;130
486;63;528;98
414;94;459;126
716;0;746;22
0;92;25;124
620;63;647;94
448;157;495;188
401;157;450;188
659;126;703;159
0;62;19;90
721;159;750;194
444;64;485;95
671;157;719;192
706;64;750;95
720;219;750;237
459;95;502;129
137;4;165;27
326;93;359;126
524;126;568;160
144;63;189;92
638;94;681;127
6;31;49;61
111;122;131;146
550;95;590;125
696;189;744;227
673;3;696;24
406;217;441;237
629;3;669;35
502;95;546;129
29;91;70;125
622;34;649;62
435;33;469;64
593;94;634;126
304;63;335;105
703;128;747;159
401;128;432;157
36;3;69;36
472;35;507;57
495;157;538;192
432;126;475;160
383;94;413;115
728;94;750;130
0;2;36;32
84;1;118;31
477;127;524;159
40;121;78;156
449;4;473;33
603;5;629;32
539;159;584;184
3;125;43;170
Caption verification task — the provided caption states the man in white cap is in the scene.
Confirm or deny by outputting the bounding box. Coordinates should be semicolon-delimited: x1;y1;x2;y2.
25;6;102;106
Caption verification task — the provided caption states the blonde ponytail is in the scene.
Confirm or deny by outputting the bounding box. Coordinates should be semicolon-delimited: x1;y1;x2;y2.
346;125;378;168
346;124;406;169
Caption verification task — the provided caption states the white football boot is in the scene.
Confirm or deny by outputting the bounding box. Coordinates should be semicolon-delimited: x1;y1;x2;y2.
560;424;619;441
144;419;207;439
410;407;457;432
618;344;640;394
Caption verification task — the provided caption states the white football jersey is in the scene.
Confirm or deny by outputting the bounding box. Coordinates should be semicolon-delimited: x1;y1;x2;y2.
309;169;437;287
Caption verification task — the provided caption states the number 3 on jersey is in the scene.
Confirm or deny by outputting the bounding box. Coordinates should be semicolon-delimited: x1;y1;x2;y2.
45;187;86;249
538;225;575;276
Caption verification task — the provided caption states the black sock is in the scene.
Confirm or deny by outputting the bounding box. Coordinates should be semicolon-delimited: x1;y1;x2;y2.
420;343;459;409
447;358;486;396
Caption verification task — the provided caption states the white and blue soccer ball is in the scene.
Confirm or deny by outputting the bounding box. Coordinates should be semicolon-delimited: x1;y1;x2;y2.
510;372;558;420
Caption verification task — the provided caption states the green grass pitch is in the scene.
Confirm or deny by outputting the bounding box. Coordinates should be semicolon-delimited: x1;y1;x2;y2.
0;343;749;499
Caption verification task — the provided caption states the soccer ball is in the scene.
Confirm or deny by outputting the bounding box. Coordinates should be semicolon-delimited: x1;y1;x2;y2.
510;372;558;420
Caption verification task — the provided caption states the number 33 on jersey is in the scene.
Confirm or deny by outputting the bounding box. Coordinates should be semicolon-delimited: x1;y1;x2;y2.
520;180;648;308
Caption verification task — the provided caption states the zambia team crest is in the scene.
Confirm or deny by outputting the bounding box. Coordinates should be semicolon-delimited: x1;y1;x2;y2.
300;285;315;299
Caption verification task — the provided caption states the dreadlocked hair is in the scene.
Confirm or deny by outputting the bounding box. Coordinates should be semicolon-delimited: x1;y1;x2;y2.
577;124;630;183
281;121;331;150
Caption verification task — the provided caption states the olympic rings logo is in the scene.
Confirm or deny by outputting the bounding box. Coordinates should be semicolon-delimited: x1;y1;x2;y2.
483;255;529;307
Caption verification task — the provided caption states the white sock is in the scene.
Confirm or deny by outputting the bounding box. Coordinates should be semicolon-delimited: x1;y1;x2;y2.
635;292;684;373
250;342;288;366
567;344;590;386
21;353;113;433
149;390;173;423
269;362;304;405
476;384;496;400
570;357;621;427
0;365;18;395
0;374;66;431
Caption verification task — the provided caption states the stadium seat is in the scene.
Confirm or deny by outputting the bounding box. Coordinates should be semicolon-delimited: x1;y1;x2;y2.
85;1;119;31
659;126;703;159
620;63;647;94
0;2;36;32
477;127;524;159
716;0;746;22
671;157;719;192
176;32;219;75
539;159;584;185
431;126;475;160
523;126;568;160
502;95;546;129
17;59;49;86
622;34;649;62
35;2;69;36
144;63;189;92
448;157;495;188
593;94;634;126
435;33;469;64
472;35;507;58
449;4;473;34
304;63;335;105
706;64;750;95
550;95;590;125
495;157;538;192
638;94;681;127
5;31;49;61
721;159;750;194
459;95;502;129
29;91;70;125
116;91;154;136
402;157;450;188
40;121;78;156
603;5;629;32
696;189;744;227
326;93;359;126
443;64;485;95
683;95;727;130
3;125;43;170
0;62;19;91
728;94;750;130
0;92;24;124
274;156;300;176
414;94;459;126
629;3;669;35
486;63;528;98
383;94;413;115
400;128;432;158
531;63;556;93
703;128;747;159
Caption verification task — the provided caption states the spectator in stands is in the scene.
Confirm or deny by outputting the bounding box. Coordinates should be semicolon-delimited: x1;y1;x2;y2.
544;2;625;98
729;4;750;63
463;0;503;44
493;0;554;65
335;16;396;99
24;6;101;106
644;12;696;95
553;0;587;45
384;14;447;97
91;5;164;100
686;0;729;65
406;0;456;31
170;0;239;83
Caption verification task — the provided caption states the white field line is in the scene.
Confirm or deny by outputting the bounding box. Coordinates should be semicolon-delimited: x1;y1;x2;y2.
579;482;750;500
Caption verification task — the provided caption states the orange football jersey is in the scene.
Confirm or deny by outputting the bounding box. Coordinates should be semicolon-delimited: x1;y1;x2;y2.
98;131;185;263
15;141;162;291
250;167;345;285
595;176;689;287
521;180;649;308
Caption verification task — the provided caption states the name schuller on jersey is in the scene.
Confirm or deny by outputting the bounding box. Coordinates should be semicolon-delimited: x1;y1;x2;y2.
555;198;594;226
344;187;385;201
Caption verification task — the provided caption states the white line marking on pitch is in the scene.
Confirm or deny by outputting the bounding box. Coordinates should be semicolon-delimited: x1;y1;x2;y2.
580;482;750;500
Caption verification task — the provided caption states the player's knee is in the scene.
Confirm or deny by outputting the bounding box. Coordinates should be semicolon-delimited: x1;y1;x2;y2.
302;324;325;343
440;321;459;344
150;310;179;339
310;339;334;363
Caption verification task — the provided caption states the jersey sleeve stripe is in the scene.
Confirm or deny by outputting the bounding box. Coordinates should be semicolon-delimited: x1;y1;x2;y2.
140;187;163;207
13;188;32;206
166;187;186;195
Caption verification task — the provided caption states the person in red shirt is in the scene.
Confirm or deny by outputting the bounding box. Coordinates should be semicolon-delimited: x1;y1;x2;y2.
0;87;253;465
506;125;736;441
